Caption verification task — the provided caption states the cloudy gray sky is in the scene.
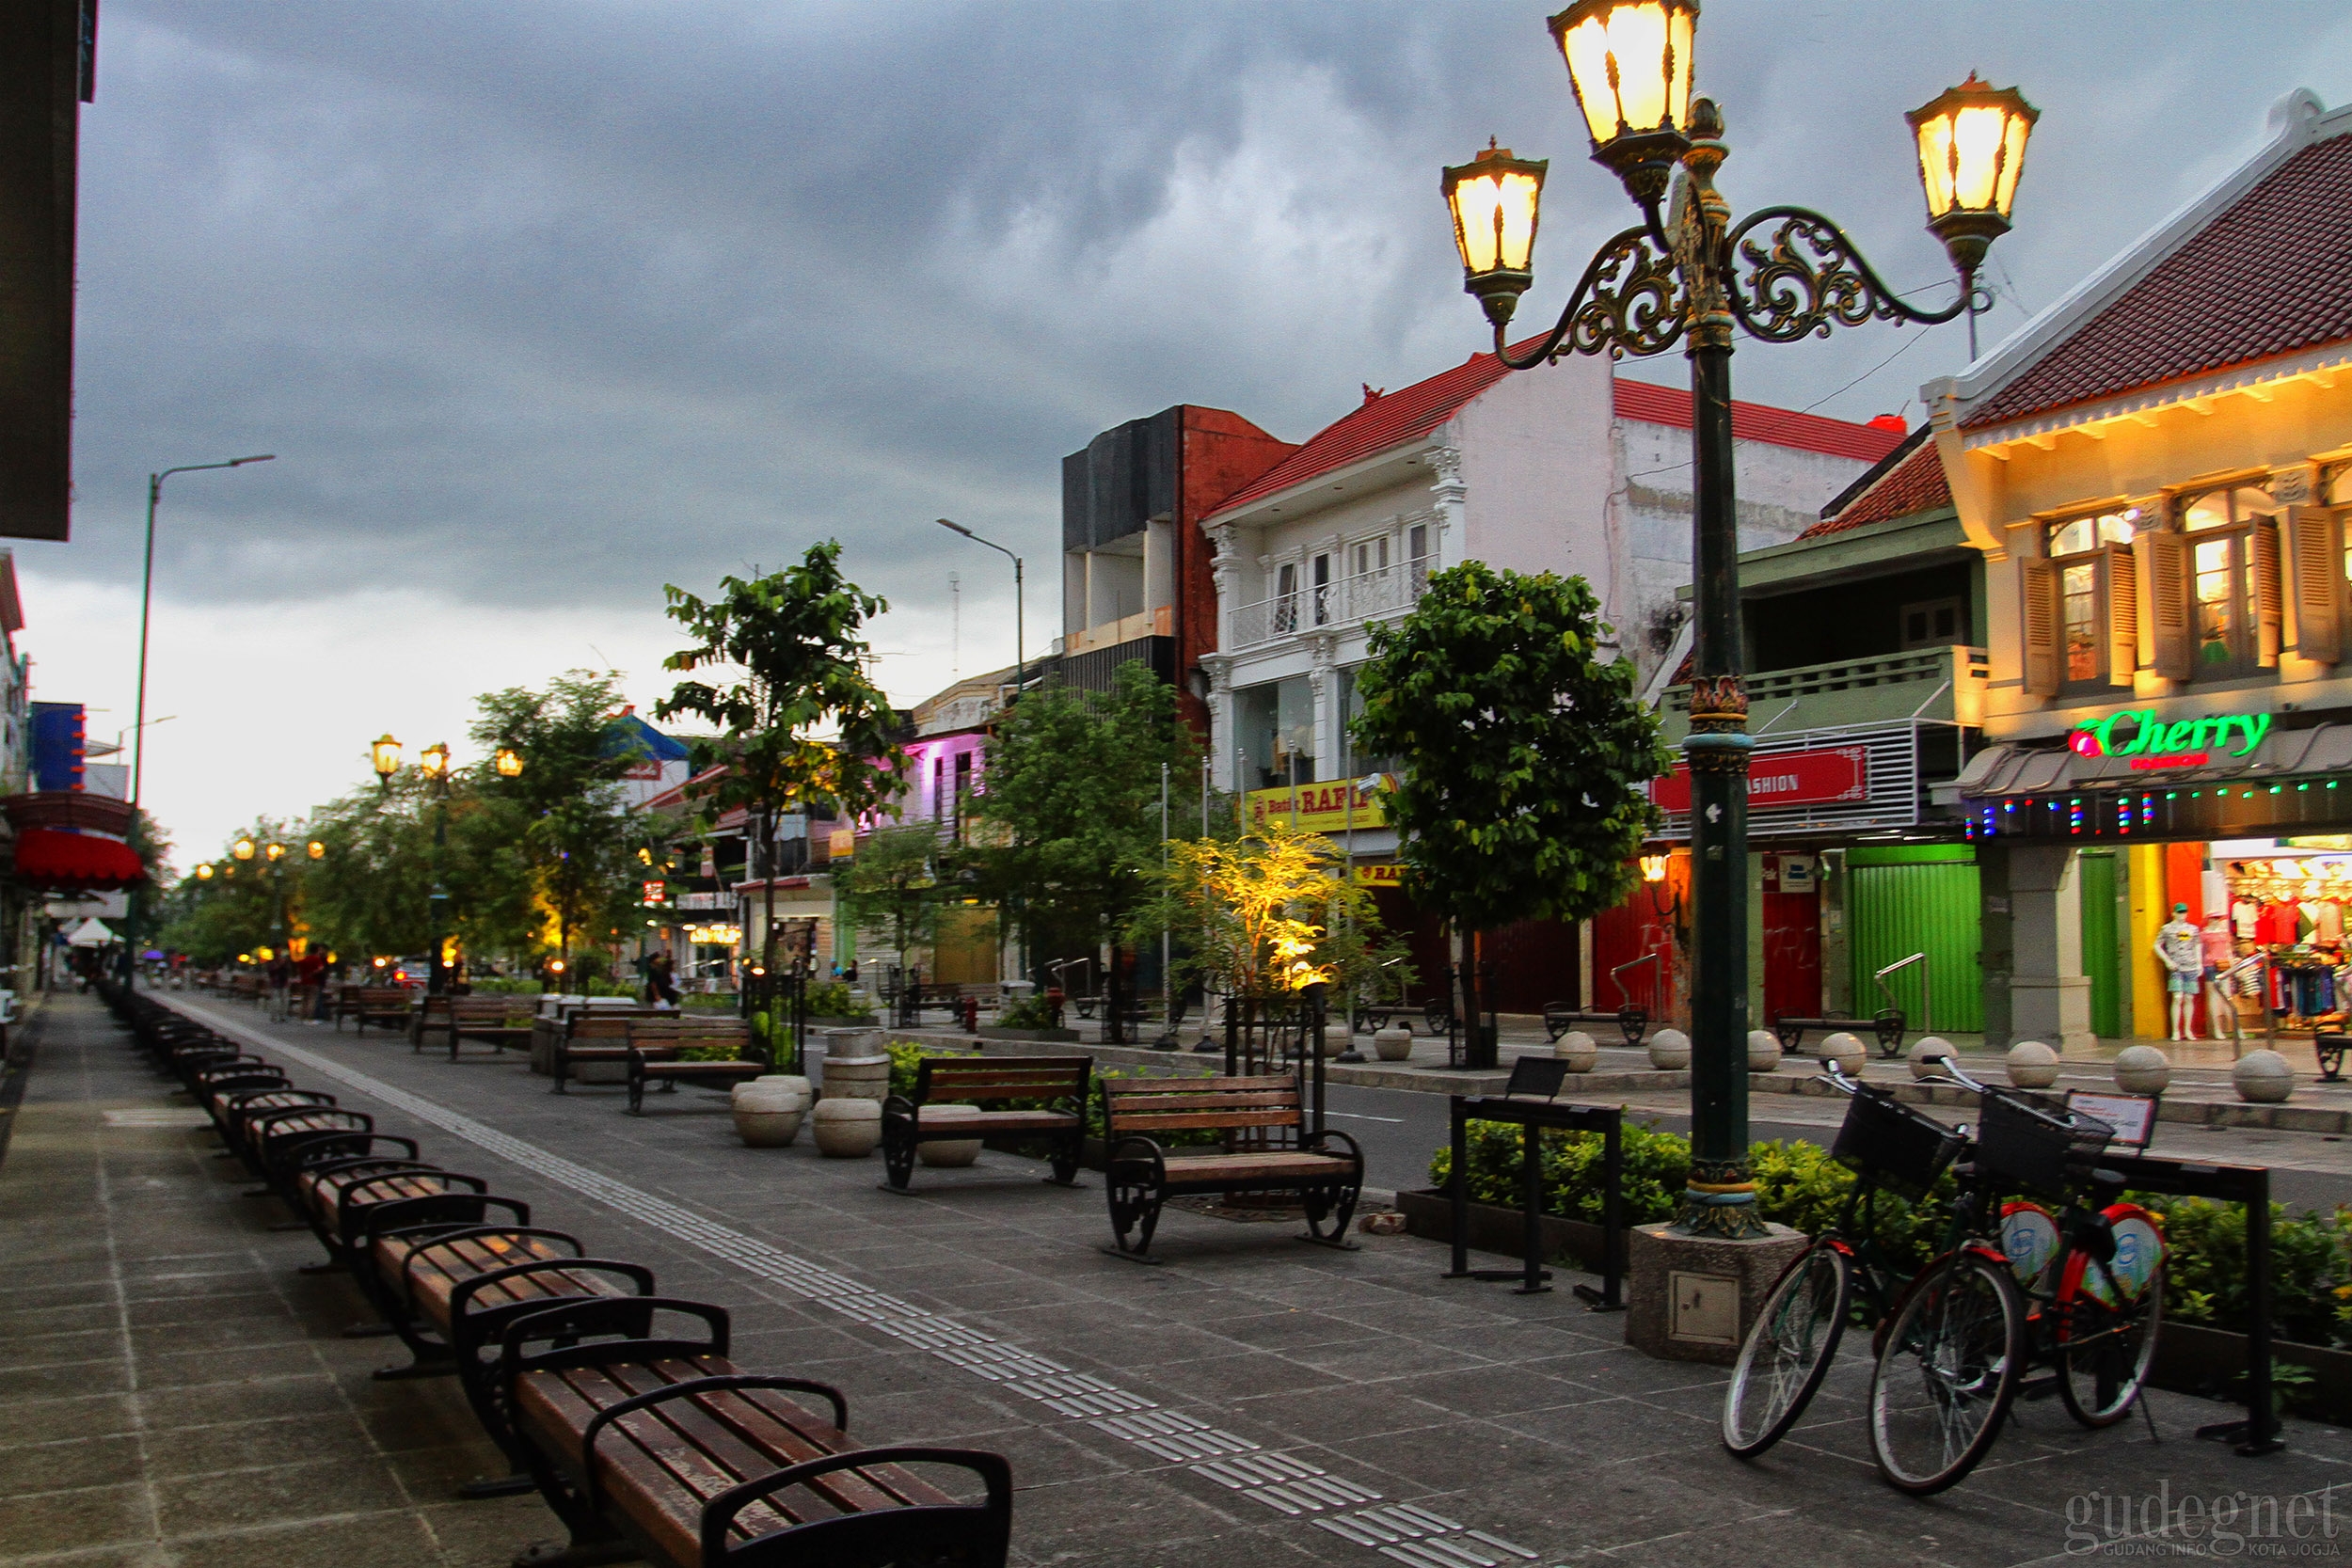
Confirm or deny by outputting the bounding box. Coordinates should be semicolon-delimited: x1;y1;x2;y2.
19;1;2352;863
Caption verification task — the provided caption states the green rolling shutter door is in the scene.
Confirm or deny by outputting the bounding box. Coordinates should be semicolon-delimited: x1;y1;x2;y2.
1847;846;1983;1034
2076;849;2123;1040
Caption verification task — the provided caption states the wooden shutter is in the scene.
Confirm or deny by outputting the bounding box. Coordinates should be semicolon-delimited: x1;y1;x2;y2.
2146;529;2193;681
2021;557;2060;696
2102;542;2137;688
2289;505;2343;664
2254;520;2283;666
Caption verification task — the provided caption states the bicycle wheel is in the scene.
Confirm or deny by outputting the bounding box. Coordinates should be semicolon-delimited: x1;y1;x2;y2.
2055;1206;2166;1428
1868;1250;2025;1495
1724;1242;1853;1457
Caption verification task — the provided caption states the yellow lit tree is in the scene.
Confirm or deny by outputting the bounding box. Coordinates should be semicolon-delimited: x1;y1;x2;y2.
1149;820;1406;1004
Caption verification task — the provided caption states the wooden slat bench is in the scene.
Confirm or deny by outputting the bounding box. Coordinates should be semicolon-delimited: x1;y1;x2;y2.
1771;1009;1908;1060
880;1055;1089;1192
1100;1074;1363;1261
382;1227;656;1491
328;1172;532;1375
499;1297;1013;1568
344;985;415;1035
1542;1003;1647;1047
628;1024;767;1115
415;994;540;1059
215;1090;340;1173
554;1013;742;1095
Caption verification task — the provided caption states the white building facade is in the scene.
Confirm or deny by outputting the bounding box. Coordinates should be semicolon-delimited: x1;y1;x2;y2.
1200;350;1907;829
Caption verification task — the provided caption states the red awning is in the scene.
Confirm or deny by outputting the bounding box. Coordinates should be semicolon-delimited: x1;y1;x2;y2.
13;829;147;892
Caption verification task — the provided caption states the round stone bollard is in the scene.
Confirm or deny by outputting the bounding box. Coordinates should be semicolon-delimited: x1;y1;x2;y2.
1646;1028;1692;1070
914;1104;987;1167
1746;1030;1783;1073
1374;1026;1414;1062
811;1098;882;1158
1554;1030;1599;1072
2006;1040;2060;1088
1909;1037;1957;1080
2113;1044;2172;1095
732;1075;811;1148
2233;1049;2296;1104
1818;1032;1867;1074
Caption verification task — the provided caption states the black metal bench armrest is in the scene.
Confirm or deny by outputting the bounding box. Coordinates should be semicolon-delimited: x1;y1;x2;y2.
1304;1127;1365;1170
447;1259;656;1340
498;1296;733;1388
579;1373;852;1517
701;1446;1012;1568
1105;1134;1167;1183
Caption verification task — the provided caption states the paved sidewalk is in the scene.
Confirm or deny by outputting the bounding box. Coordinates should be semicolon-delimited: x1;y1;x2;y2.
16;990;2352;1567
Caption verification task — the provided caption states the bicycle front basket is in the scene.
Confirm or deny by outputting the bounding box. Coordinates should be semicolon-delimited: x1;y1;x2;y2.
1975;1088;2115;1196
1830;1085;1963;1200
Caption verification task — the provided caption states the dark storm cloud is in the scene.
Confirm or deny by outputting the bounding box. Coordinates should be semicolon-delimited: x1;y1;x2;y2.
39;2;2352;619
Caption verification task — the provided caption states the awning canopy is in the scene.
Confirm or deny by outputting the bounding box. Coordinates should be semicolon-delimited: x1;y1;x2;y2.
63;917;117;947
15;828;147;892
1957;721;2352;799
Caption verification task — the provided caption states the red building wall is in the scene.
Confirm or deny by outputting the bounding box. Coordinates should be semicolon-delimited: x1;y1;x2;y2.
1175;407;1295;740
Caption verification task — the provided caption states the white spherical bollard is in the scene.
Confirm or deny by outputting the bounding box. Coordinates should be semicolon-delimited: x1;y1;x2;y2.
1553;1031;1599;1072
2113;1044;2172;1096
1374;1026;1414;1062
914;1104;987;1167
1818;1032;1867;1075
2006;1040;2060;1088
811;1097;882;1158
2233;1049;2296;1104
1646;1028;1692;1070
732;1076;810;1148
1909;1036;1957;1080
1746;1030;1783;1073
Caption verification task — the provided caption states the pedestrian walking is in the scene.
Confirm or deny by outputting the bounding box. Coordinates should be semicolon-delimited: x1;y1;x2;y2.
645;949;680;1008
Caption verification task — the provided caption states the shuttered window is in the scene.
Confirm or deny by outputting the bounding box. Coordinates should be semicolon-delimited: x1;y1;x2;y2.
2290;504;2341;664
2103;542;2137;689
2147;530;2193;680
2179;483;2282;679
2021;557;2060;697
2039;507;2140;692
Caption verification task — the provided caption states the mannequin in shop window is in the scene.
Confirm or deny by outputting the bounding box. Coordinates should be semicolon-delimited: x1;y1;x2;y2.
2155;902;2204;1041
2201;913;2241;1044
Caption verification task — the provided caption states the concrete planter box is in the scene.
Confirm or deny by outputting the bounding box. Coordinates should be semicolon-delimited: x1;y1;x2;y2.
976;1026;1082;1042
2150;1320;2352;1424
1395;1187;1612;1274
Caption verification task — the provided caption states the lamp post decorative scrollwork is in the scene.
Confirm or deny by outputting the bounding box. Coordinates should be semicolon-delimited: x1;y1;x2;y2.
1443;1;2033;1238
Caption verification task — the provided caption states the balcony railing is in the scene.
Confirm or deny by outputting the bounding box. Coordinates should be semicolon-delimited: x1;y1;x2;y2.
1661;645;1987;735
1229;562;1430;650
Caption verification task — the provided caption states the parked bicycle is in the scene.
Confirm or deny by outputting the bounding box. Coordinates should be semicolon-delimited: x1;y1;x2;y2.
1722;1056;2166;1494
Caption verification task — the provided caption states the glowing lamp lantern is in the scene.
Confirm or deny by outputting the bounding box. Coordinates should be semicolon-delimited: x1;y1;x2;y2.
1906;73;2038;279
494;747;524;779
307;840;325;860
194;863;215;881
419;742;451;783
232;838;256;862
1442;140;1548;330
1640;853;1670;883
263;842;286;863
1549;0;1698;207
371;734;402;784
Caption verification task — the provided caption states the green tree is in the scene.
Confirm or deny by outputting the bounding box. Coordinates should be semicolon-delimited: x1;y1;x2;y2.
655;542;903;993
836;821;947;966
1150;819;1406;1004
472;671;654;968
157;819;305;965
970;660;1198;1042
1350;562;1667;1067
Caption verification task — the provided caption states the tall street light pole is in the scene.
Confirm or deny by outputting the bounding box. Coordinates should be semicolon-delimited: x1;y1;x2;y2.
124;453;275;983
936;519;1023;700
1442;2;2031;1239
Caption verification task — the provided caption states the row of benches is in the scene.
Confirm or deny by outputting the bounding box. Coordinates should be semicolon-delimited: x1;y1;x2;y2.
109;987;1016;1568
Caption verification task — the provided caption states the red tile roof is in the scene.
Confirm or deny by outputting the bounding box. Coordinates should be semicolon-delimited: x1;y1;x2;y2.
1206;350;1908;519
1799;436;1952;539
1611;377;1909;462
1964;135;2352;429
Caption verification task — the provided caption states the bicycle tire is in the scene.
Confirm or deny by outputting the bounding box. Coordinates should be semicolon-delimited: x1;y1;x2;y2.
1868;1249;2025;1495
1724;1242;1853;1457
2056;1205;2167;1429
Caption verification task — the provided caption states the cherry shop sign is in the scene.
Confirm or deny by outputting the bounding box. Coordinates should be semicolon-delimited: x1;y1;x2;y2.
2069;709;2271;771
1651;746;1868;813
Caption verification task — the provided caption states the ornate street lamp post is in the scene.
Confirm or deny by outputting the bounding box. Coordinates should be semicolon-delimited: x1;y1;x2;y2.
419;742;454;996
1445;0;2031;1239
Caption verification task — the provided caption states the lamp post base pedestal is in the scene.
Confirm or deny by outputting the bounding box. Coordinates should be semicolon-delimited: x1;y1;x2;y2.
1623;1221;1806;1366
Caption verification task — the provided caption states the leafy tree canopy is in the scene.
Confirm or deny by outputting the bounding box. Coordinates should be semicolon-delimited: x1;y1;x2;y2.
1350;562;1668;932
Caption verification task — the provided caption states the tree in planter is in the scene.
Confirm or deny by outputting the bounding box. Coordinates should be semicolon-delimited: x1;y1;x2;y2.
836;821;948;991
968;660;1197;1043
1351;562;1668;1069
655;542;902;1057
1148;820;1408;1053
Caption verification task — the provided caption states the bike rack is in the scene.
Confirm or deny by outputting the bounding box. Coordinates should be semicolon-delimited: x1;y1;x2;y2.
1609;952;1662;1016
1874;951;1931;1036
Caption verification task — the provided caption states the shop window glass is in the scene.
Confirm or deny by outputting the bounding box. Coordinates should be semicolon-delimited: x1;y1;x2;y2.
2041;505;2139;689
1336;666;1398;780
1234;675;1316;791
2177;482;2280;678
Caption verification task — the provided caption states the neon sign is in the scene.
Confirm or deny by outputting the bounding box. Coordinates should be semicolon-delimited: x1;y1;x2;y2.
2070;709;2270;770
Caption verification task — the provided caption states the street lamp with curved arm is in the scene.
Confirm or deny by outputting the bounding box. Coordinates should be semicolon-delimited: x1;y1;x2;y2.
1440;5;2032;1239
936;519;1025;701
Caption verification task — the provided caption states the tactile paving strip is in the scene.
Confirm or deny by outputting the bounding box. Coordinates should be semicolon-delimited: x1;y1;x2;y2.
176;1001;1562;1566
